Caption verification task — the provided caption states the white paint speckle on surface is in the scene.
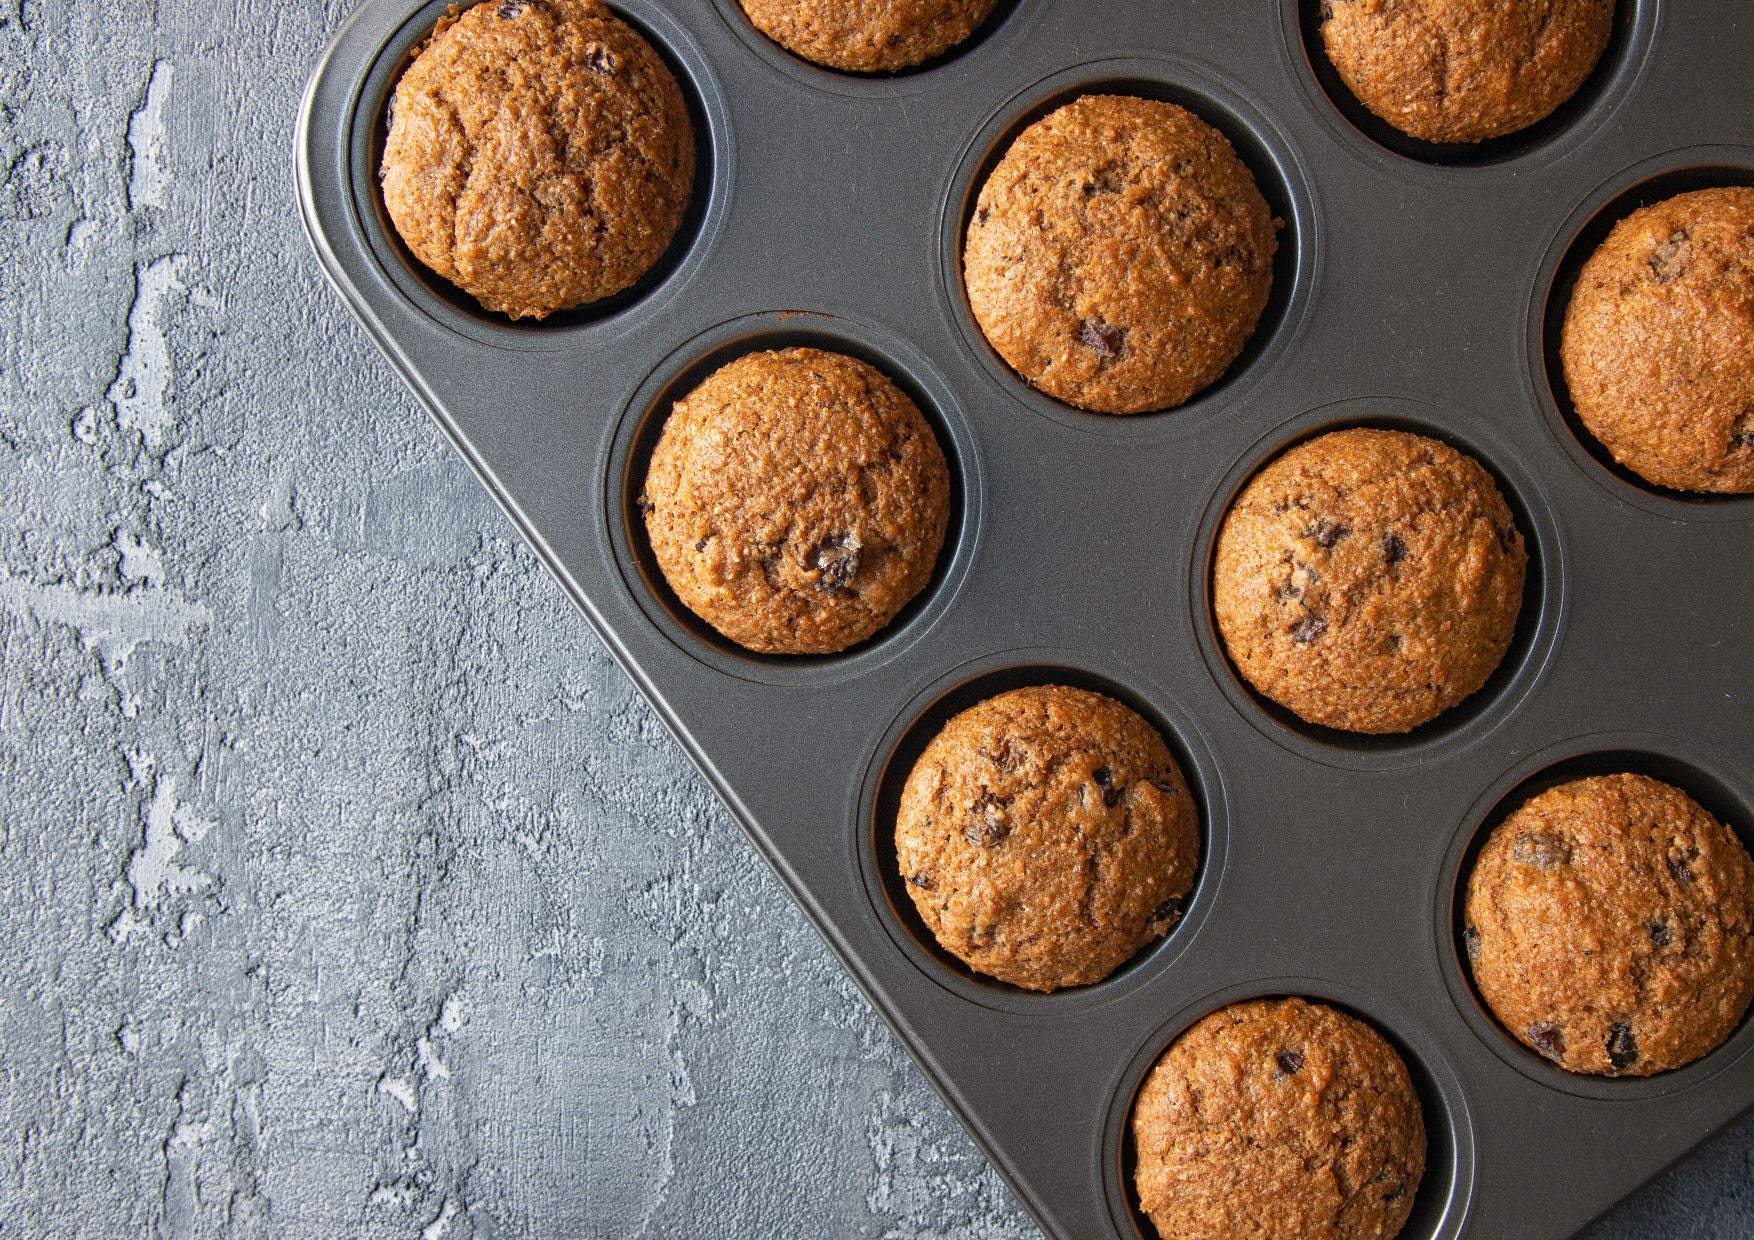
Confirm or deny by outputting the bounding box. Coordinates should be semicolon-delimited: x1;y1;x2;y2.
107;254;187;445
126;60;174;212
0;571;211;672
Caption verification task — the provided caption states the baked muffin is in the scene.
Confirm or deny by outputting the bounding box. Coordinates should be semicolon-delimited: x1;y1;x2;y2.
381;0;695;320
738;0;999;73
1465;773;1754;1077
894;685;1199;991
641;348;949;655
1320;0;1614;145
1213;428;1526;734
1133;998;1427;1240
963;95;1277;415
1560;186;1754;494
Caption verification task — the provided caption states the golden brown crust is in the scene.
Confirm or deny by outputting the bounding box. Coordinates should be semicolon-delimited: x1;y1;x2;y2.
1320;0;1614;145
1213;429;1526;735
1132;998;1427;1240
963;95;1277;415
641;348;950;655
1465;774;1754;1077
1560;187;1754;494
737;0;999;73
380;0;695;320
894;686;1199;992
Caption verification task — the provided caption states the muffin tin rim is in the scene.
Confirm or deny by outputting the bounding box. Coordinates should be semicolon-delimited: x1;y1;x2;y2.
1186;396;1571;773
1097;975;1479;1240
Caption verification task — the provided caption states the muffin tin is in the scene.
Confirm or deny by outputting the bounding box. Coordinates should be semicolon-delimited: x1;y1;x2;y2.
294;2;1754;1236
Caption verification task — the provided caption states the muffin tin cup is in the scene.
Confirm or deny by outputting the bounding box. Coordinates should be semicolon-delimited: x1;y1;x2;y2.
340;0;739;349
1188;396;1571;772
1098;976;1478;1240
854;648;1233;1016
934;54;1323;437
1527;145;1754;523
1437;731;1754;1104
1279;0;1665;173
297;2;1754;1236
603;309;987;687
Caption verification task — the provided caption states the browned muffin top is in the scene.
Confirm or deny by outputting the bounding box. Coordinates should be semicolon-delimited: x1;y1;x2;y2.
642;347;949;655
1213;428;1526;734
964;95;1277;415
1133;998;1427;1240
1561;186;1754;494
381;0;695;320
1466;773;1754;1077
738;0;999;73
1321;0;1614;144
895;685;1199;991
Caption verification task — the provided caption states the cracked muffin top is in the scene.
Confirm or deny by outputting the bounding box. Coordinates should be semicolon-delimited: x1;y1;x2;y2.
1212;427;1527;735
1132;998;1427;1240
893;685;1200;992
380;0;695;320
738;0;1000;73
963;94;1277;415
640;347;949;656
1465;773;1754;1077
1320;0;1614;145
1561;186;1754;494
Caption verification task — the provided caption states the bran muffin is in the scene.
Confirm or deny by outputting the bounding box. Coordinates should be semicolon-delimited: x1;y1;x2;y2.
1560;186;1754;494
640;347;949;655
1320;0;1614;145
894;685;1199;991
1465;774;1754;1077
380;0;695;320
963;95;1278;415
1132;998;1427;1240
1213;428;1527;735
738;0;999;73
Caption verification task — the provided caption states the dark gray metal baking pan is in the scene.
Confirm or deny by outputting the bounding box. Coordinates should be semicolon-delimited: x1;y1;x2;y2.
294;1;1754;1235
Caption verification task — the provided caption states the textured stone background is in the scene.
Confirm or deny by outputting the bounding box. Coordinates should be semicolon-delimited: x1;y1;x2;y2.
1;1;1751;1236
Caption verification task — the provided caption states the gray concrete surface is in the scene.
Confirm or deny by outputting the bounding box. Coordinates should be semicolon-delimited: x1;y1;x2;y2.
0;1;1751;1236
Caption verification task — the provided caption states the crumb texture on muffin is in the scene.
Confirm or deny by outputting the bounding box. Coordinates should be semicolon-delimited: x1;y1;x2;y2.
380;0;696;320
738;0;999;73
1132;997;1427;1240
964;95;1277;415
1561;186;1754;494
1320;0;1614;144
641;347;949;655
893;685;1199;991
1465;773;1754;1077
1213;428;1526;735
